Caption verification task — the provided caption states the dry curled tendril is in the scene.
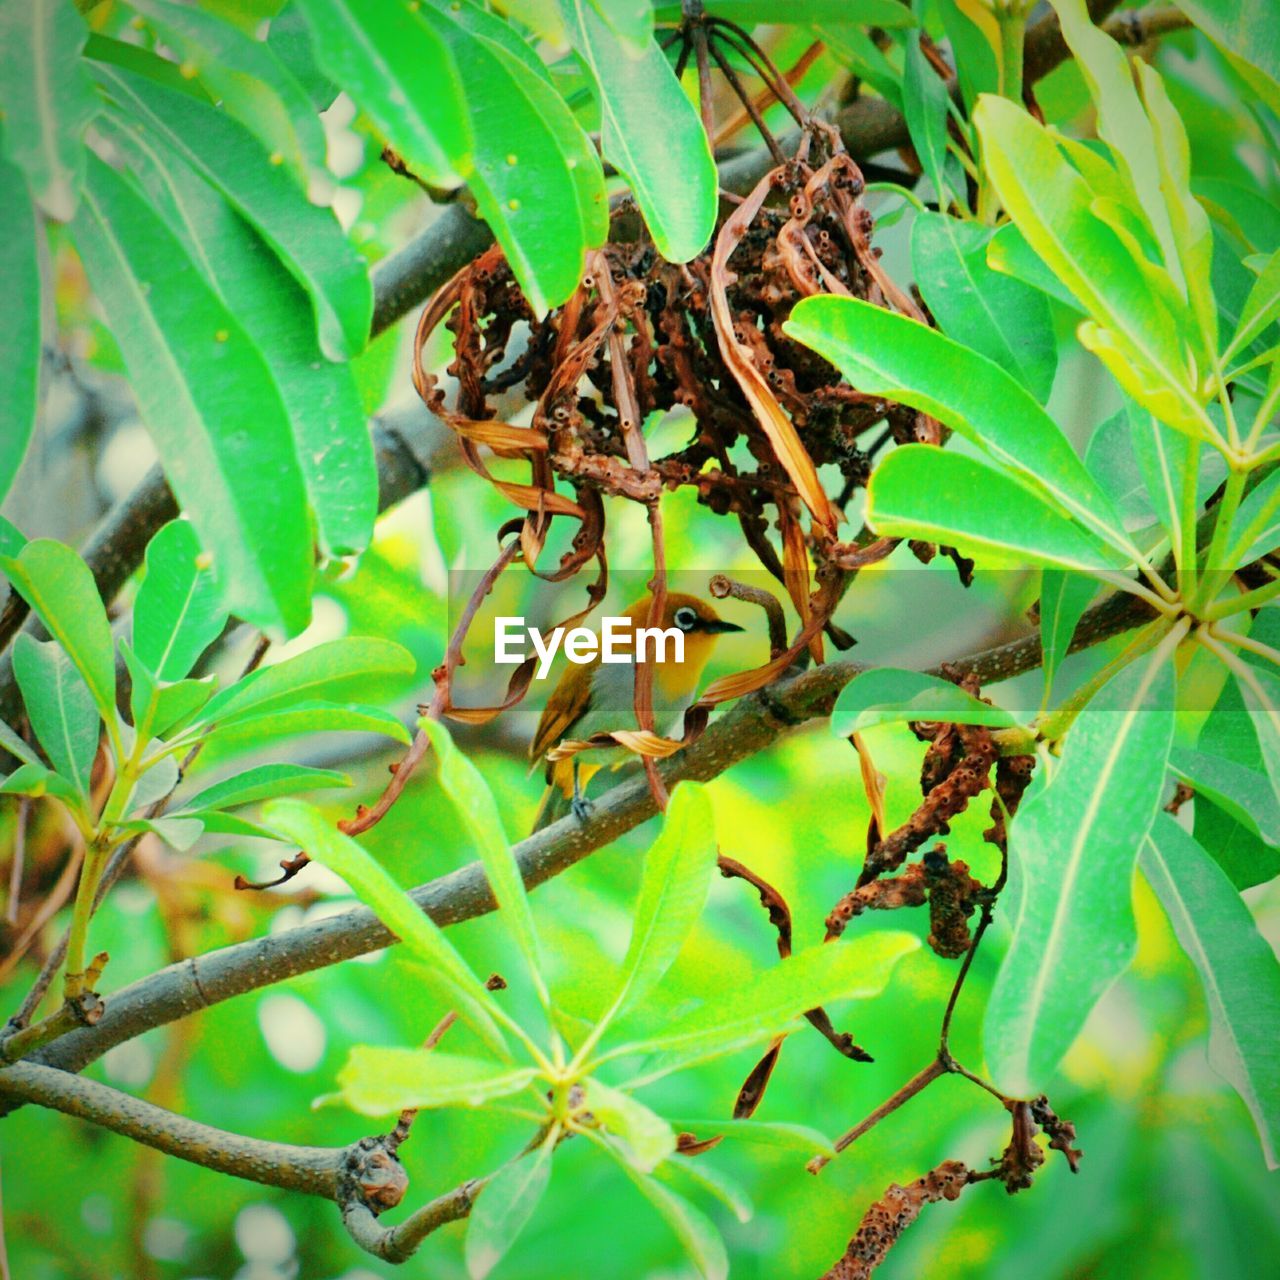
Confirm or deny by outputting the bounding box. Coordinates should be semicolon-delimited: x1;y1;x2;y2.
348;55;1074;1276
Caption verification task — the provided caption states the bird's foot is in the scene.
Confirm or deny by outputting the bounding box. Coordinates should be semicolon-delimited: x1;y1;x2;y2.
571;794;595;825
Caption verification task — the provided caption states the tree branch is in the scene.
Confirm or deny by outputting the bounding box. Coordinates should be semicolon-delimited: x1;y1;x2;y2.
15;589;1151;1087
0;1060;346;1196
341;1181;480;1263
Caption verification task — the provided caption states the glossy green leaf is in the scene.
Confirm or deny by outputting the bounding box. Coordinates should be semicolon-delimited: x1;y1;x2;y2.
0;539;116;720
784;296;1128;553
832;668;1019;735
588;0;650;49
564;0;717;263
1194;647;1280;890
423;719;547;1005
662;1158;752;1226
12;635;99;796
865;446;1121;573
106;126;376;557
607;782;718;1025
1234;660;1280;808
586;1078;675;1173
127;0;328;191
607;933;918;1086
1040;570;1096;702
973;95;1205;436
178;764;350;813
200;700;411;746
335;1047;536;1115
121;643;216;743
132;521;228;682
669;1118;836;1157
912;212;1056;403
296;0;466;188
264;799;508;1055
1142;813;1280;1168
1230;469;1280;569
1085;409;1154;530
986;222;1082;311
0;0;99;219
594;1135;728;1280
0;154;40;506
202;638;413;725
266;2;337;110
984;644;1175;1095
464;1128;556;1280
0;515;25;560
71;157;314;636
902;31;952;206
128;750;178;813
95;65;371;362
423;1;596;313
1225;248;1280;365
0;718;41;769
118;815;205;851
0;761;87;805
1170;749;1280;847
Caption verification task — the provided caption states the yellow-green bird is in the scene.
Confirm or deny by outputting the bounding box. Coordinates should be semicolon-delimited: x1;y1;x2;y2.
529;593;742;832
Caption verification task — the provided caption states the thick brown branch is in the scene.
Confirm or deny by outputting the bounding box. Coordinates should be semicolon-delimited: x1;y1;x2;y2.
13;589;1151;1090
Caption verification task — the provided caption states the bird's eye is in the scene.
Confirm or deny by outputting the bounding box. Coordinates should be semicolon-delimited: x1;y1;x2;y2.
675;606;697;631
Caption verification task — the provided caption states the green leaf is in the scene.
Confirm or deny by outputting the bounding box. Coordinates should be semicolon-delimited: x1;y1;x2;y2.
132;521;228;682
1039;570;1096;702
658;1157;752;1226
865;446;1121;573
1225;247;1280;365
296;0;466;188
95;65;372;361
564;0;717;263
0;153;40;505
117;815;205;851
973;95;1204;437
12;635;99;795
1233;660;1280;808
105;125;377;557
263;798;508;1055
464;1128;556;1280
127;0;328;192
0;0;99;219
70;156;314;636
593;1135;727;1280
902;30;952;207
585;1078;676;1173
423;719;548;1006
668;1118;836;1157
784;296;1129;554
335;1047;537;1115
190;810;281;841
178;763;350;813
199;699;410;746
121;642;216;742
1171;748;1280;848
605;933;918;1086
432;0;606;270
0;515;25;560
0;761;84;804
911;212;1056;403
587;0;650;49
831;668;1019;735
605;782;718;1027
0;539;116;720
984;643;1176;1095
986;222;1082;312
0;718;41;769
1142;813;1280;1168
201;637;414;724
1194;661;1280;890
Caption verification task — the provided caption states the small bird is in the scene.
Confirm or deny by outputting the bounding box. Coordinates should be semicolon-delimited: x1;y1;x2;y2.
529;593;743;832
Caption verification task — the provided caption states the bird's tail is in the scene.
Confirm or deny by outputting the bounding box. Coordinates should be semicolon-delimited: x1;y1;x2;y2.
530;783;574;834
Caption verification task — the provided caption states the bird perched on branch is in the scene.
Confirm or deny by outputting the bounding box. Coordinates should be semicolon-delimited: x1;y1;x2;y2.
529;593;742;832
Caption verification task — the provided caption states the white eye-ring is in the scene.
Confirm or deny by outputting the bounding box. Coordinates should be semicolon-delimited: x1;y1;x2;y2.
675;606;698;631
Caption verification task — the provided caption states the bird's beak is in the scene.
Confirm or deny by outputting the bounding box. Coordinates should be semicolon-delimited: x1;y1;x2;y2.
702;618;745;634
